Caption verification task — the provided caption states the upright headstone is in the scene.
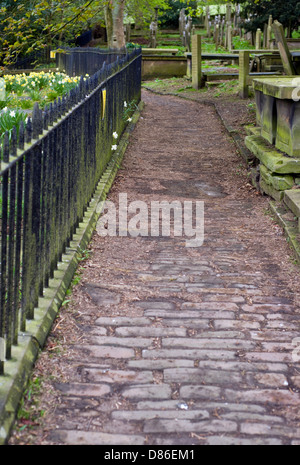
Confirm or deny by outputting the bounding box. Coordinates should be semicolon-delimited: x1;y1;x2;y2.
205;6;210;31
225;18;233;51
185;17;193;52
220;19;225;46
228;24;233;51
268;15;273;28
125;24;131;43
267;15;273;49
208;20;212;39
255;28;262;50
263;23;268;48
267;25;272;49
150;20;158;48
192;34;202;90
226;4;232;23
234;4;240;33
179;9;186;41
239;50;250;98
215;24;220;51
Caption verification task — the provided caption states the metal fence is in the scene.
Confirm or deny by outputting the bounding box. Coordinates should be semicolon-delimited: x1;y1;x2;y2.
0;47;142;375
56;47;127;77
7;48;51;70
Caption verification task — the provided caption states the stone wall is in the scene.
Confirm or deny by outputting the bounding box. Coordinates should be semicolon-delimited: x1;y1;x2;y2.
142;56;187;79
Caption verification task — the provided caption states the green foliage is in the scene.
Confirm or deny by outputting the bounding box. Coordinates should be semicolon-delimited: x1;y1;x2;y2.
232;0;300;36
123;98;139;121
0;0;190;66
0;108;27;142
0;0;107;68
16;376;45;431
159;0;198;29
0;71;82;143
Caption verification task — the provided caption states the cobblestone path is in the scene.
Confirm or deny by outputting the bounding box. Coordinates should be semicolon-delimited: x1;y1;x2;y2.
18;91;300;445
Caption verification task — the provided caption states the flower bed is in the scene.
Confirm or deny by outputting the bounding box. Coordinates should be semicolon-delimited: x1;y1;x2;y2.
0;71;87;141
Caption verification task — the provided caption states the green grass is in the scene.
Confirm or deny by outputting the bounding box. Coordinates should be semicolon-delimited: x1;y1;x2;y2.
16;376;45;431
213;80;239;97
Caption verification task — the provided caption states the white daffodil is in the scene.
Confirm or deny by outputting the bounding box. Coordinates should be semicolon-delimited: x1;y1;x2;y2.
112;144;118;151
113;132;118;139
124;101;127;108
127;117;132;122
10;110;16;117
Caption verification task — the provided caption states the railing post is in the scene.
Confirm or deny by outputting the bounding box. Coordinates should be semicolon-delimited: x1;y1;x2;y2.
0;47;142;375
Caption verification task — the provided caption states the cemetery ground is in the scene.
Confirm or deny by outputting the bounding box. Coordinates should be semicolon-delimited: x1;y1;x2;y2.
8;80;300;445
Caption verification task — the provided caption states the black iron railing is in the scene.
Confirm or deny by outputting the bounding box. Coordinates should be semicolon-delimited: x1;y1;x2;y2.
0;48;142;375
56;47;127;77
7;48;51;70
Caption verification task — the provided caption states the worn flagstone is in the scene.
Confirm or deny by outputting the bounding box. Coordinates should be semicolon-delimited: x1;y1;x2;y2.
10;90;300;446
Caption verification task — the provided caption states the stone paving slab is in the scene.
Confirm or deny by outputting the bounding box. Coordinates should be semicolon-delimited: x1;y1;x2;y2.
9;90;300;446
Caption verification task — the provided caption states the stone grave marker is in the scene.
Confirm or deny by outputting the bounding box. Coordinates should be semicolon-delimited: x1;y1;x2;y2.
272;20;296;75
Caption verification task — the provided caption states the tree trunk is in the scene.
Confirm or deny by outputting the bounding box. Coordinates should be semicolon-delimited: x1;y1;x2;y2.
105;0;125;49
112;0;125;48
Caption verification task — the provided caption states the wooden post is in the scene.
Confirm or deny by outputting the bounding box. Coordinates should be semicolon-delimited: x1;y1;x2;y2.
192;34;202;90
239;51;250;98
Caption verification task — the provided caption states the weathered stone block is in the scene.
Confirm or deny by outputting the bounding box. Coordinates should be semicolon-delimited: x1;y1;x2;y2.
284;189;300;217
260;178;284;201
192;34;202;90
245;135;300;174
253;77;300;157
260;164;294;191
275;99;300;158
255;90;277;144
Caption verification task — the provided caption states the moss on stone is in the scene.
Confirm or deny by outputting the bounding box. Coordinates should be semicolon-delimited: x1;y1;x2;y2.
260;178;285;201
260;164;294;191
245;135;300;174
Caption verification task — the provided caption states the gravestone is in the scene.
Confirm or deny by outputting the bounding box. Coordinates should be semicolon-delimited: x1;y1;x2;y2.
220;19;225;46
239;51;250;98
226;4;232;23
179;9;186;42
205;6;210;32
125;24;131;43
185;17;193;52
256;29;262;50
263;24;268;49
215;24;220;51
272;20;296;75
228;23;233;51
150;20;158;48
192;34;202;90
